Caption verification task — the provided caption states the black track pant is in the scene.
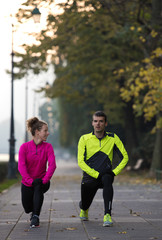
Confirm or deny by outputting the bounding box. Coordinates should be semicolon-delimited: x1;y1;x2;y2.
80;174;114;215
21;182;50;216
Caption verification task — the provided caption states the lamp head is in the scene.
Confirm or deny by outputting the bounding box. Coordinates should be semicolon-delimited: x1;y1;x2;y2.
32;7;41;23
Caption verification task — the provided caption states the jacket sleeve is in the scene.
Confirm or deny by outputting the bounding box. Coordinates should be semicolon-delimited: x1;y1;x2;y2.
42;144;56;184
18;144;33;186
77;136;99;179
113;134;129;176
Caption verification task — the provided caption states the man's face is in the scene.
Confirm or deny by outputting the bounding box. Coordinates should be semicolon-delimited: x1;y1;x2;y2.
92;116;107;133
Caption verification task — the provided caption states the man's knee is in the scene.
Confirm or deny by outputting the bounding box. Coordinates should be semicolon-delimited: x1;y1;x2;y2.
102;174;114;185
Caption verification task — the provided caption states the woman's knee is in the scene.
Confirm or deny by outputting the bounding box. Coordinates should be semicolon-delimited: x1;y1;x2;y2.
24;208;32;214
42;181;50;193
22;200;33;213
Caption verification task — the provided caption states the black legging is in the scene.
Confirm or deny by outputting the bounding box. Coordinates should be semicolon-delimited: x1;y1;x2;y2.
21;182;50;216
80;174;114;215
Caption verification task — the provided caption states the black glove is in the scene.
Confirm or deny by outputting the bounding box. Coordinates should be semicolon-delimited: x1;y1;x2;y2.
98;169;115;179
32;178;42;187
107;170;115;177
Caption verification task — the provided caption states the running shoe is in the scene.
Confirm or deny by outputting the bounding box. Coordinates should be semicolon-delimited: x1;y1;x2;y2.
30;215;40;228
80;209;89;221
103;213;113;227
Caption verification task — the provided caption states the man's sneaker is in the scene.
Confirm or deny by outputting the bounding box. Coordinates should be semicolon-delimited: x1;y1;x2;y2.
103;213;113;227
30;215;40;228
80;209;89;221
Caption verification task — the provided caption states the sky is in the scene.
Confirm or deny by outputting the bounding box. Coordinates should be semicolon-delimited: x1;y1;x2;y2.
0;0;55;151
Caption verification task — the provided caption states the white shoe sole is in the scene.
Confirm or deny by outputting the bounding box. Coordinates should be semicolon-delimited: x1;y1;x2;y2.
30;225;40;228
103;222;113;227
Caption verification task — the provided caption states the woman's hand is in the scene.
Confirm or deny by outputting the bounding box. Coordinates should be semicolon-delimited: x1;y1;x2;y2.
32;178;42;187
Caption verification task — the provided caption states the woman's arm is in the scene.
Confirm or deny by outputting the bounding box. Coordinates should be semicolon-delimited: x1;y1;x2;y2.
42;144;56;184
18;144;33;186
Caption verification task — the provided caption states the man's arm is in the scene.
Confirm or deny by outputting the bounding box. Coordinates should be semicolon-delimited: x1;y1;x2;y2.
112;134;129;176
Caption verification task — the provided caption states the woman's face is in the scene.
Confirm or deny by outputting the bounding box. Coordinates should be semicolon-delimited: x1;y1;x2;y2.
37;124;49;141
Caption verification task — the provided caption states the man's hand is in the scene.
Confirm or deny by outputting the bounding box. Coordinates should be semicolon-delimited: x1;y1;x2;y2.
98;169;115;179
32;178;42;187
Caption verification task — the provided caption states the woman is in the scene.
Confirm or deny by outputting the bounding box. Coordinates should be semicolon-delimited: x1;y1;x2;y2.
18;117;56;228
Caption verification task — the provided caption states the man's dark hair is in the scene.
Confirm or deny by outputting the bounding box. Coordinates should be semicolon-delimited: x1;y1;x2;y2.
93;111;107;122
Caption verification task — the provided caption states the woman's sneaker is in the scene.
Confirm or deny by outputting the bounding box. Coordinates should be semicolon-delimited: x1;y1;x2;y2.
103;213;113;227
80;209;89;221
30;215;40;228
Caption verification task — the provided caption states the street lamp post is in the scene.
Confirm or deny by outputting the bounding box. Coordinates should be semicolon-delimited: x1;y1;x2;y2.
25;76;28;142
24;7;41;142
8;23;16;179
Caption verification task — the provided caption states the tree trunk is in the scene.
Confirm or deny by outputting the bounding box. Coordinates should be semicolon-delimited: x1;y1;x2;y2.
124;101;138;166
150;0;162;175
150;114;162;172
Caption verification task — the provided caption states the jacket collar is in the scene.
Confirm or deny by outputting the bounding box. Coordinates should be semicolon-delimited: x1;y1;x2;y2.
92;131;107;140
31;139;44;146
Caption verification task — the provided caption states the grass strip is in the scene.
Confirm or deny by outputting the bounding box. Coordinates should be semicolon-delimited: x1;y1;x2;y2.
0;178;19;193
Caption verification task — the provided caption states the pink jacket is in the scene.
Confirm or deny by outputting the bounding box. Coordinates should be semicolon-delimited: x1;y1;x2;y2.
18;140;56;187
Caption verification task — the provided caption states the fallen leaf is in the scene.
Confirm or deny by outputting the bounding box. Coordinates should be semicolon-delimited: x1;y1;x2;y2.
132;212;140;216
66;227;77;231
118;231;127;234
130;211;140;216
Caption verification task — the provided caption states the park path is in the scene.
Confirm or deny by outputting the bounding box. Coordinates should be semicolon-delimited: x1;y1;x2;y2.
0;158;162;240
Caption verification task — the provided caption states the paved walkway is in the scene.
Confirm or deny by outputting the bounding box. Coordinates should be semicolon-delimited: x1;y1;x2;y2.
0;160;162;240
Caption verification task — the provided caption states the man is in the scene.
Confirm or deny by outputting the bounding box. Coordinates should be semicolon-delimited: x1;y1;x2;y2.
77;111;128;227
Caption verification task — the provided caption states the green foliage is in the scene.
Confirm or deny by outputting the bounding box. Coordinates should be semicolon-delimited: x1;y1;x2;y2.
50;1;146;125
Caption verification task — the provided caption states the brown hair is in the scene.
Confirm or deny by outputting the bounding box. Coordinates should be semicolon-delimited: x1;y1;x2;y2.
26;117;47;136
93;111;107;122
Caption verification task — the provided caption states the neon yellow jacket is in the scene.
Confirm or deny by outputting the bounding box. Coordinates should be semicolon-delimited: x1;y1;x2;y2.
78;132;128;179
